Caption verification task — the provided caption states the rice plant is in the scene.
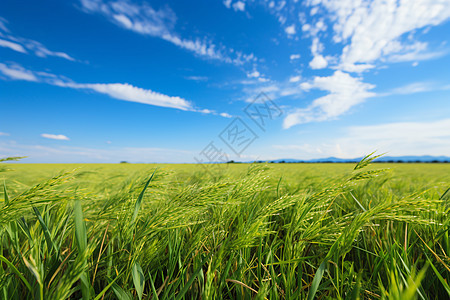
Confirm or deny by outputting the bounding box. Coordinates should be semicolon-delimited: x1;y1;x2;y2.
0;154;449;299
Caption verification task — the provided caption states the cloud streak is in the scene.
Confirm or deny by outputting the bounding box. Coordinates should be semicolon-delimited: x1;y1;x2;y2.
0;63;38;81
80;0;255;65
0;62;233;115
0;62;192;111
41;133;70;140
0;17;75;61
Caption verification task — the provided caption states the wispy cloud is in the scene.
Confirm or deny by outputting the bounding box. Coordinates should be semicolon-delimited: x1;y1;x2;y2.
283;71;375;128
0;132;10;136
0;17;9;32
80;0;255;65
0;38;27;53
0;17;75;61
41;133;70;140
185;75;208;82
0;63;38;81
380;81;450;96
0;62;193;111
21;40;75;61
0;62;234;115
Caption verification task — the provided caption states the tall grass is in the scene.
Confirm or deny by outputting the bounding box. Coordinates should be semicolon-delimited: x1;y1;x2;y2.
0;154;449;299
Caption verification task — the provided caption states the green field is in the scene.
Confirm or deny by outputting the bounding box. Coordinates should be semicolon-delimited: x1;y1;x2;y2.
1;157;450;299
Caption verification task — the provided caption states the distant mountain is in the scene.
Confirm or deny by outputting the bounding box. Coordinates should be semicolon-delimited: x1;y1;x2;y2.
250;155;450;163
269;157;360;163
375;155;450;162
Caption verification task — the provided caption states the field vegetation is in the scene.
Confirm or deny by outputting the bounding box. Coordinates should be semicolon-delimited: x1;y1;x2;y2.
0;154;449;299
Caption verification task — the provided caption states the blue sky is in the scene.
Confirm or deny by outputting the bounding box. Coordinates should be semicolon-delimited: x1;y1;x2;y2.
1;0;450;163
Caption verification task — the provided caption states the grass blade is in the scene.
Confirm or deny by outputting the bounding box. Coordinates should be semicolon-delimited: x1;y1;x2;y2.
111;280;132;300
132;262;145;300
3;181;9;205
32;206;59;258
74;199;90;300
353;151;384;170
307;259;327;300
131;169;156;224
175;255;208;300
0;255;32;292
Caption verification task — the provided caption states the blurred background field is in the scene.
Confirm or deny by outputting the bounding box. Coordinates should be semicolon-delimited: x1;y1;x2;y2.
2;163;449;201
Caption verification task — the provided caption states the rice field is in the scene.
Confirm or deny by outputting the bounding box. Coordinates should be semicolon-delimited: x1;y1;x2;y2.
1;155;449;299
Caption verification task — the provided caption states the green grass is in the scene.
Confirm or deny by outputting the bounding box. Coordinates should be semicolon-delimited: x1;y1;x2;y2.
1;156;449;299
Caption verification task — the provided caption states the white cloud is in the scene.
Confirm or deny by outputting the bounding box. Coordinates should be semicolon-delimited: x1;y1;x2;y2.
80;0;253;64
0;62;192;111
308;0;450;71
285;24;296;35
307;36;329;69
309;54;328;69
223;0;232;9
283;70;375;128
220;112;232;118
41;134;70;141
289;75;301;82
233;1;245;12
247;70;260;78
290;54;301;60
199;108;214;114
0;63;38;81
80;83;193;110
0;132;10;136
0;39;27;53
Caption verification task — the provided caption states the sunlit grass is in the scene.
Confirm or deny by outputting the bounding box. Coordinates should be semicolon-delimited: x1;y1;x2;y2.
1;155;449;299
